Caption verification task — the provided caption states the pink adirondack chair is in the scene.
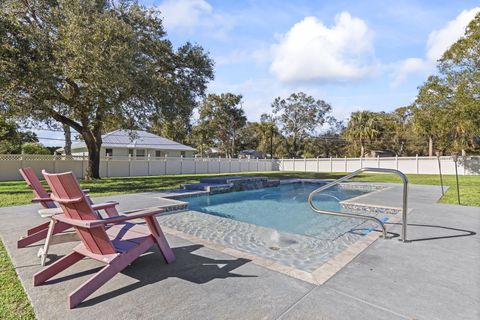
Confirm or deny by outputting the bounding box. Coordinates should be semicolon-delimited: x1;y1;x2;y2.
34;170;175;308
18;167;119;265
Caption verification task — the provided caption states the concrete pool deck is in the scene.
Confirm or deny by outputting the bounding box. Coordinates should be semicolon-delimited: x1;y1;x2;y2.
0;183;478;319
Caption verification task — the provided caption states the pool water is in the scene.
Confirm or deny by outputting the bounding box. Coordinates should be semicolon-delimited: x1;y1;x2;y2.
186;183;371;239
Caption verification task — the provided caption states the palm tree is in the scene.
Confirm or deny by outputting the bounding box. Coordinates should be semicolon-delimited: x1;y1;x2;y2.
343;111;379;157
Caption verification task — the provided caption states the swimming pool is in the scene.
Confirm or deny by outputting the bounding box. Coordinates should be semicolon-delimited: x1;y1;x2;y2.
185;182;371;239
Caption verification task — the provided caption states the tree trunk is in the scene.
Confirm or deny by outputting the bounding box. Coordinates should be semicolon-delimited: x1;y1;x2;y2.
63;124;72;156
83;131;102;179
232;127;236;158
360;144;365;158
292;135;297;158
428;136;433;157
270;126;274;159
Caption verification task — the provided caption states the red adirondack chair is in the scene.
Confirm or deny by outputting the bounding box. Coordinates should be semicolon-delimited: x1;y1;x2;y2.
34;170;175;308
18;167;119;265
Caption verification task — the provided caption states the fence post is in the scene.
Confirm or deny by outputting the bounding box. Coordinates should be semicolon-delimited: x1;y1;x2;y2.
81;153;85;177
207;156;210;174
257;157;259;172
106;155;110;178
53;153;58;173
164;154;168;175
128;154;132;177
20;151;25;169
377;155;380;168
218;156;221;173
293;157;296;171
180;155;184;174
330;157;333;173
360;156;363;169
194;157;197;174
304;157;307;172
416;154;419;174
395;155;399;170
344;156;347;172
229;157;232;172
147;154;151;176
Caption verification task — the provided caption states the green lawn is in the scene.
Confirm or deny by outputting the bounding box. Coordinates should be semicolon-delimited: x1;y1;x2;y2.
1;171;479;207
0;171;478;319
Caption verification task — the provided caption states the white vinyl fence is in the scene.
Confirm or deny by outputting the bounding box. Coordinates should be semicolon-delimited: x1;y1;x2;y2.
0;154;277;181
279;156;480;175
1;154;478;181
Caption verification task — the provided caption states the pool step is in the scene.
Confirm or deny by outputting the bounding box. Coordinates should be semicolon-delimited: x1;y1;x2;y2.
183;176;280;194
182;183;233;194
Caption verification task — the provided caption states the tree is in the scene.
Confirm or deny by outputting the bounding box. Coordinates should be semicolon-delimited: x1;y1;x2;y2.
189;121;214;157
259;114;281;159
438;12;480;155
343;111;380;157
304;118;346;158
197;93;247;157
271;92;332;157
0;116;38;154
0;0;214;178
63;124;72;156
410;76;450;156
21;142;51;155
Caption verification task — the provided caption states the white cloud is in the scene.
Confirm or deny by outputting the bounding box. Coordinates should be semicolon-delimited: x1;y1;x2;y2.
392;7;479;86
156;0;234;38
269;12;375;83
426;8;479;62
157;0;212;30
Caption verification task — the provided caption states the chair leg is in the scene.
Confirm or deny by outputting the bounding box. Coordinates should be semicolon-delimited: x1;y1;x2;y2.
18;221;71;248
145;216;175;263
68;240;151;308
38;219;56;266
68;264;119;309
27;222;50;236
33;251;84;286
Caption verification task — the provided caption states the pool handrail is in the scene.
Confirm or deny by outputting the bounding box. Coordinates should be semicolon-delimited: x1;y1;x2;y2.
307;167;409;242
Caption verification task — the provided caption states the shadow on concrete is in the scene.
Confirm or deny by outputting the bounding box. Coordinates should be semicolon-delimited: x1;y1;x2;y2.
383;222;476;242
44;244;255;308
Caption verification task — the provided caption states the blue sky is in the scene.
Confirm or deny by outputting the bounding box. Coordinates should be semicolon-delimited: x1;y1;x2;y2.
144;0;479;121
37;0;479;146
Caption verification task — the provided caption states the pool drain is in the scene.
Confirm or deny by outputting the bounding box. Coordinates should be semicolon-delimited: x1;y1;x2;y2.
269;246;280;251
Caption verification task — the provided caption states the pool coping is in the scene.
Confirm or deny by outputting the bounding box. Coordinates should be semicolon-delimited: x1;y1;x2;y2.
153;179;406;285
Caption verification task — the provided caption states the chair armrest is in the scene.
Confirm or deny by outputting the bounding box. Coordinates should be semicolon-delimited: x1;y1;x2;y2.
82;189;90;193
54;208;166;228
91;201;119;210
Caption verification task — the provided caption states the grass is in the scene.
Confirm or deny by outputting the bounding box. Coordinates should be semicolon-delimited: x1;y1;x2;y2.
0;171;478;207
0;240;35;319
0;171;478;318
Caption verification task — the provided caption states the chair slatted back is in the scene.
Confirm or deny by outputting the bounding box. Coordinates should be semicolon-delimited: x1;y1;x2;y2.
19;167;56;209
42;170;116;255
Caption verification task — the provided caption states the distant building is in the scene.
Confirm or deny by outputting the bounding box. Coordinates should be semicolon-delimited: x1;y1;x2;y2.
369;150;397;158
239;149;266;159
56;130;195;158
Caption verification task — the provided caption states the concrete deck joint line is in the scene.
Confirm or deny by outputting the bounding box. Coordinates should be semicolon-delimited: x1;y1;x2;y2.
276;285;318;320
327;287;412;319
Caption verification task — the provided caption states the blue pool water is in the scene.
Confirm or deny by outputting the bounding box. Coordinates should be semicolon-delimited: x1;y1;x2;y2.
186;183;371;239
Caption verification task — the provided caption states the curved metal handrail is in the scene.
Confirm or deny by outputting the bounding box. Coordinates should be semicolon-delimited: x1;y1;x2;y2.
307;167;409;242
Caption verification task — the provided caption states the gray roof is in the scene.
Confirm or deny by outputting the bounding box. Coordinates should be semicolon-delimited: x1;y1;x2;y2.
58;130;195;151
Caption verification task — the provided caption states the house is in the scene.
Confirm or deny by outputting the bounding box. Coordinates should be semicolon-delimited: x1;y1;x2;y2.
239;149;266;159
368;150;397;158
57;130;196;158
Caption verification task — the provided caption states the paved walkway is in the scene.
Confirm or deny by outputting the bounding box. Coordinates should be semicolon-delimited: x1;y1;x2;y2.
0;184;478;319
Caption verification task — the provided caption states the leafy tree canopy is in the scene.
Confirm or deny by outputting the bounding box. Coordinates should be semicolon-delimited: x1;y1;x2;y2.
0;0;214;177
197;93;246;157
271;92;332;157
